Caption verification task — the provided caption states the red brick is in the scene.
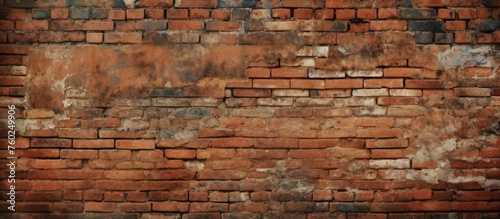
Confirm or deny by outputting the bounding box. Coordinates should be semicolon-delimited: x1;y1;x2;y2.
119;203;151;212
145;9;164;19
126;9;144;19
84;202;116;213
212;9;231;20
60;149;98;159
166;9;188;19
458;8;478;19
438;8;456;19
9;9;27;20
371;203;410;213
294;9;314;19
22;149;60;158
351;23;370;32
357;9;377;19
165;149;197;159
190;9;210;19
364;79;403;88
406;80;444;89
336;9;356;19
445;21;466;30
409;201;451;211
271;68;308;78
232;89;271;97
190;191;209;201
314;9;334;20
15;20;48;30
291;79;325;89
378;8;398;19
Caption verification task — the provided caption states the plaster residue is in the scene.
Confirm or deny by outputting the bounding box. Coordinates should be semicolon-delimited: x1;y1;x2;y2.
437;46;495;69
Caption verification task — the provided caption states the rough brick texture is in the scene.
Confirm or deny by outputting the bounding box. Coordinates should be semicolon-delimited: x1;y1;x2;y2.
0;0;499;218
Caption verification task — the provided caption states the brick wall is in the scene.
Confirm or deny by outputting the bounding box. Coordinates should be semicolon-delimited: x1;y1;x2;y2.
0;0;499;218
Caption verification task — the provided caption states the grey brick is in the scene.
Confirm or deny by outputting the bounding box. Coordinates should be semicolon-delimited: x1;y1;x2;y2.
71;7;91;19
219;0;256;8
435;33;453;44
414;32;433;44
408;20;444;31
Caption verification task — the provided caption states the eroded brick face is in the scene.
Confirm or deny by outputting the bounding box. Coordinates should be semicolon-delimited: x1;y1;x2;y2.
0;0;499;218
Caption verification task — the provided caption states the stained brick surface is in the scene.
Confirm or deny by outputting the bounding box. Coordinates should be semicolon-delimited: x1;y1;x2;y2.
0;0;499;217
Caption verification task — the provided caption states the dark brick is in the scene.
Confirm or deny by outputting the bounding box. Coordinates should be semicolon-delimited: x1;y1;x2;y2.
91;8;108;19
150;88;183;97
408;21;444;31
469;19;500;33
173;108;211;119
426;213;462;219
112;0;127;8
69;0;107;7
399;8;437;19
332;21;347;31
0;8;8;19
219;0;256;8
232;9;250;20
5;0;36;8
483;0;500;7
32;9;51;19
332;203;370;212
402;0;413;7
71;7;91;19
435;33;453;44
415;32;433;44
75;213;141;219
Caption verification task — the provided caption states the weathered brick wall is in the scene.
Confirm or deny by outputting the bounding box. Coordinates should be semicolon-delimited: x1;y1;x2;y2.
0;0;499;218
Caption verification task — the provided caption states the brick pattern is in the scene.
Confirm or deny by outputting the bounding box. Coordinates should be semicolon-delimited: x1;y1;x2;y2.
0;1;498;44
1;0;500;218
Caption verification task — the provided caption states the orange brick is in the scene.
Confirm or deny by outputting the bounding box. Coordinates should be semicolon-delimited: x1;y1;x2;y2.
116;140;156;149
109;9;125;20
86;32;103;43
294;9;314;19
247;68;270;78
272;8;291;19
438;9;456;19
188;9;209;19
357;9;377;19
232;89;271;97
271;68;307;78
167;9;189;19
145;9;164;19
336;9;356;19
212;9;231;20
370;20;406;30
165;149;197;159
378;8;398;19
73;139;114;149
455;32;473;44
51;8;69;19
445;21;466;30
291;79;325;89
126;9;144;19
253;79;290;89
207;21;241;31
15;20;48;30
